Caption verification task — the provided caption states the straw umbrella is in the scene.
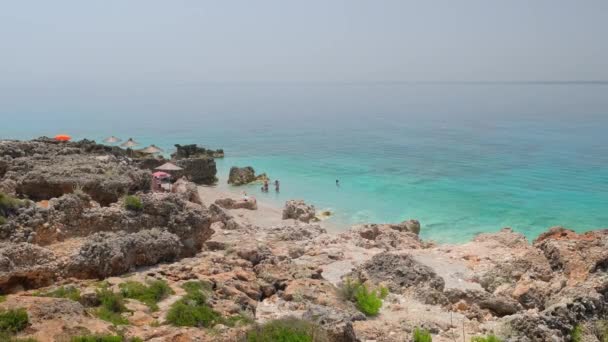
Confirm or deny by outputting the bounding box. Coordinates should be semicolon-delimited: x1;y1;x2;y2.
103;136;122;144
120;138;139;148
139;144;164;154
155;162;183;172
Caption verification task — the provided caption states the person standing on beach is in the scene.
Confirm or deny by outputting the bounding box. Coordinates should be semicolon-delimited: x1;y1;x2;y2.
274;179;280;192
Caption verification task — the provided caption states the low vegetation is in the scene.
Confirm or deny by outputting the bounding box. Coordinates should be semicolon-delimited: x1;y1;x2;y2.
166;281;250;328
244;317;327;342
166;284;220;328
70;335;143;342
34;286;81;302
0;215;6;225
413;327;432;342
596;320;608;342
338;277;387;316
95;288;129;325
119;280;173;311
570;324;584;342
123;195;143;211
0;192;24;217
0;295;6;303
0;308;29;335
471;335;503;342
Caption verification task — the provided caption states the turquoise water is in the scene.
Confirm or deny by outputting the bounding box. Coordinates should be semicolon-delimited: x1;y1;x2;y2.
2;83;608;242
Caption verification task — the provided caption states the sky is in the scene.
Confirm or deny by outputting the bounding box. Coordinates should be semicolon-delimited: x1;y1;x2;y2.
1;0;607;87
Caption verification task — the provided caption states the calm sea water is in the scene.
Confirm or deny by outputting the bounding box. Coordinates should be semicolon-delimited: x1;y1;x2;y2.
2;83;608;242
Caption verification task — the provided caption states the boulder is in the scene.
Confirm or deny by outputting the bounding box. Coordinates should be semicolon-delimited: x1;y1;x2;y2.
215;197;257;210
353;252;445;292
227;166;256;185
175;157;217;185
282;200;317;223
0;242;58;292
172;177;203;205
66;229;183;278
390;219;421;235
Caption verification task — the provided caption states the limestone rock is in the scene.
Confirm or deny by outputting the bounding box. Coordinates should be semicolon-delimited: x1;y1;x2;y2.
215;197;257;210
353;252;445;292
175;157;217;185
66;229;183;278
227;166;256;185
282;200;317;223
0;242;58;292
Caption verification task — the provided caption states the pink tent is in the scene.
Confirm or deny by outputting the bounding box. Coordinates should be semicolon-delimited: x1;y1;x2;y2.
152;171;171;179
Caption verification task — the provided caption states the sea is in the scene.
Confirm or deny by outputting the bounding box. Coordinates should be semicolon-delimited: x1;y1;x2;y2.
2;82;608;242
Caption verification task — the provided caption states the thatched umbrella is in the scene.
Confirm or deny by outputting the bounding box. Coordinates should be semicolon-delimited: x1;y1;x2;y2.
120;138;139;148
139;144;164;154
155;162;183;171
103;136;122;144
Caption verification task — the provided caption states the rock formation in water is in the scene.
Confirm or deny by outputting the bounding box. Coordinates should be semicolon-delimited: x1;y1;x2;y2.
227;166;268;185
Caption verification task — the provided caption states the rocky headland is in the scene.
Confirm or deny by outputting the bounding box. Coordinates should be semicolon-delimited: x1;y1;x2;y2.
0;138;606;342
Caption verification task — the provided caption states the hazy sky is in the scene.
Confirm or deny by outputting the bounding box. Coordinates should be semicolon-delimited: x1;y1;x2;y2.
1;0;607;86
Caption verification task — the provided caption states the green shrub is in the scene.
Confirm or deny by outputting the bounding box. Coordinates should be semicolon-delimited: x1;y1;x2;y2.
338;278;385;316
123;196;143;211
34;286;81;302
223;312;254;327
166;289;219;328
354;285;383;316
94;289;129;325
0;216;6;225
413;327;432;342
571;324;583;342
0;192;23;217
0;308;29;334
471;335;503;342
0;295;6;303
119;280;173;311
0;334;38;342
70;335;142;342
244;317;327;342
181;280;212;294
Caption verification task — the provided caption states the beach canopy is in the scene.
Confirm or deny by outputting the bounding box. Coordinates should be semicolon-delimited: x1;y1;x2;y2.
139;144;164;154
155;162;183;171
54;134;71;142
120;138;139;148
152;171;171;179
103;136;122;144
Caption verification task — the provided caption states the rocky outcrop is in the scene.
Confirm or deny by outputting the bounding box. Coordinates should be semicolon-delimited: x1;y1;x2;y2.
175;157;217;185
282;200;317;223
353;252;445;293
66;229;182;278
227;166;255;185
171;177;203;205
0;242;58;292
172;144;224;159
215;197;257;210
0;139;150;205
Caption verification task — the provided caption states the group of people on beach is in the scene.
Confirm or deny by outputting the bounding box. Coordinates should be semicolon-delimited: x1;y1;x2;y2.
261;179;280;193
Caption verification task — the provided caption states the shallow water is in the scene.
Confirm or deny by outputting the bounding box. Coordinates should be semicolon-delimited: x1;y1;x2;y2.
2;82;608;242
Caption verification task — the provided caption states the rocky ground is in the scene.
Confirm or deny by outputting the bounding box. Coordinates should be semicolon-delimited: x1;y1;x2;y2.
0;139;607;342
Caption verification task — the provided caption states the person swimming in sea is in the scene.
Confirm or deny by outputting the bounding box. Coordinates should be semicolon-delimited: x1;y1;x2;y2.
274;179;280;192
336;179;340;187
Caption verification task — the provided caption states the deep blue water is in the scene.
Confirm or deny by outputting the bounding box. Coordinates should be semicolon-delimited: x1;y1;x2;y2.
2;83;608;242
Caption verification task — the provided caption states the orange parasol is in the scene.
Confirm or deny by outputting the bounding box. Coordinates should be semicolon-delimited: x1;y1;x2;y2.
54;134;71;142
